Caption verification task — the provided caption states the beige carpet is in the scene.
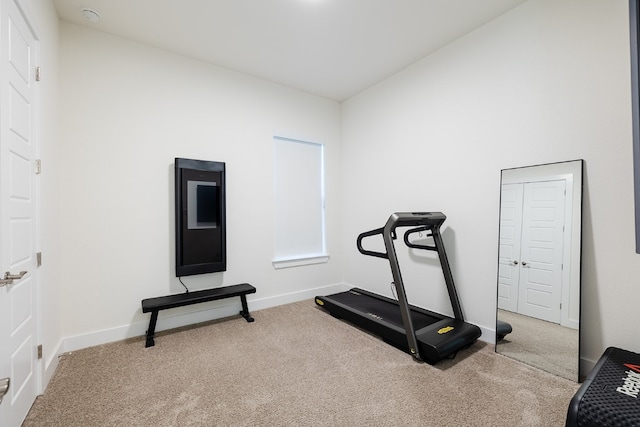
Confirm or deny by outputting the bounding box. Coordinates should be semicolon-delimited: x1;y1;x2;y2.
24;300;579;426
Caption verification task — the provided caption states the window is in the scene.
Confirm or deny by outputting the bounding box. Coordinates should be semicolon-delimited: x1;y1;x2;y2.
273;135;328;268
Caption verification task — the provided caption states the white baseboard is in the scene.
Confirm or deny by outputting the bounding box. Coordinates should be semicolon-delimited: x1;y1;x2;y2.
61;282;349;354
580;356;597;379
477;325;496;345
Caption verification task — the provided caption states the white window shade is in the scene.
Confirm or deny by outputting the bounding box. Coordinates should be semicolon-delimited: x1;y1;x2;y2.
273;135;328;268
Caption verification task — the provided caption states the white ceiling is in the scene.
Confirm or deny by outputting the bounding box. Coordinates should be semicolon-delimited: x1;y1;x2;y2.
53;0;527;101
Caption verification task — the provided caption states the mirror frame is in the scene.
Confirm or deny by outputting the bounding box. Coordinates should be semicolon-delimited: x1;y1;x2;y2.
629;0;640;253
495;159;583;381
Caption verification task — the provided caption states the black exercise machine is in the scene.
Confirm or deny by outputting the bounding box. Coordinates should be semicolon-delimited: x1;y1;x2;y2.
315;212;481;364
566;346;640;426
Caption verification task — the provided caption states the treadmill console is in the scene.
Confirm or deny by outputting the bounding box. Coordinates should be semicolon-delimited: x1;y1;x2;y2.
388;212;446;229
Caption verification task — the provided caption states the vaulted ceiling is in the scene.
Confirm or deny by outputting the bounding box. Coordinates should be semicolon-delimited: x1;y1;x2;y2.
53;0;527;101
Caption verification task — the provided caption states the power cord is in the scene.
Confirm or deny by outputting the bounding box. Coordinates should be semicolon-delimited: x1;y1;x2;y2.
179;277;190;293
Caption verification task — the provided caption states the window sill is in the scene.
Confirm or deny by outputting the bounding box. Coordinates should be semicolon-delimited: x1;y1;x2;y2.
272;254;330;269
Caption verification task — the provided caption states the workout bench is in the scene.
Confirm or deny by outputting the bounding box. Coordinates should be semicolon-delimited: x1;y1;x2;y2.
141;283;256;348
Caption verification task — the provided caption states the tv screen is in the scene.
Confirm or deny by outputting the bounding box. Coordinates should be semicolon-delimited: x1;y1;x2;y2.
196;184;219;224
175;158;226;276
186;180;219;229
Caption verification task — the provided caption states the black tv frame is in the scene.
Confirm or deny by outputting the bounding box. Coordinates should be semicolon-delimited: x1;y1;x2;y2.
630;0;640;253
175;157;226;276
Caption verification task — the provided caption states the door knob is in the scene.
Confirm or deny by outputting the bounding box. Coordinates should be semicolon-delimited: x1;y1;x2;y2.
522;262;528;267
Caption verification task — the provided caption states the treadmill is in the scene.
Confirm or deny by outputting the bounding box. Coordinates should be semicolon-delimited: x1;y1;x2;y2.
315;212;481;364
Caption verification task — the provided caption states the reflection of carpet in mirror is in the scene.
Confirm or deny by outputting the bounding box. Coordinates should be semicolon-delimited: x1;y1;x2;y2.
496;309;579;381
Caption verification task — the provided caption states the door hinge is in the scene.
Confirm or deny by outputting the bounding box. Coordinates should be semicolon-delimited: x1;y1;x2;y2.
36;66;41;82
35;159;41;174
37;345;43;359
37;252;42;267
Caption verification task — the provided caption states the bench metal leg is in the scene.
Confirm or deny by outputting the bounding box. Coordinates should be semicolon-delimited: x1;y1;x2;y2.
239;295;254;323
145;311;159;348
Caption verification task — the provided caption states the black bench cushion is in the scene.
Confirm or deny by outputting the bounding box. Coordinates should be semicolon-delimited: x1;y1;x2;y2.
142;283;256;313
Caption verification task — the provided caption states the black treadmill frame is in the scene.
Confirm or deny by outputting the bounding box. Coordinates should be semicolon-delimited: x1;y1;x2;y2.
385;212;465;358
318;212;478;362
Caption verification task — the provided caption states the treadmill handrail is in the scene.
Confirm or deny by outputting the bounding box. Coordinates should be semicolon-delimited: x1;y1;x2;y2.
403;226;437;251
356;227;389;259
398;221;465;320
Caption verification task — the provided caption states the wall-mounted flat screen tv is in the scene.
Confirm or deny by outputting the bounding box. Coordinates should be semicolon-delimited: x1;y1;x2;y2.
175;158;226;276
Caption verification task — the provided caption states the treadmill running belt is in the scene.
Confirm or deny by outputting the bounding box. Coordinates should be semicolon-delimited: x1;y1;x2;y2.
327;290;439;331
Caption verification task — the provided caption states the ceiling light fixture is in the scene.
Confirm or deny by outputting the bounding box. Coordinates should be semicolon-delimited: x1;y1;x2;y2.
81;8;101;23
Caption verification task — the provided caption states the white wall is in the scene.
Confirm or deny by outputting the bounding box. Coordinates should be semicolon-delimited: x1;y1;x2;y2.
53;0;640;374
57;23;344;349
341;0;638;369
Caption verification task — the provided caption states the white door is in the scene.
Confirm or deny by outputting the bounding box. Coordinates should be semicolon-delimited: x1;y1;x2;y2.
0;0;39;425
497;183;523;312
517;180;566;323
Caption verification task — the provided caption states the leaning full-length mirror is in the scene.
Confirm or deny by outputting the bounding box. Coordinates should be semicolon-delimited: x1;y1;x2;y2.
495;160;583;381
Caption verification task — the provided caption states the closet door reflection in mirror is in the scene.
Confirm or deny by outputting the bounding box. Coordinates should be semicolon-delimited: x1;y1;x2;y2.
496;160;583;381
